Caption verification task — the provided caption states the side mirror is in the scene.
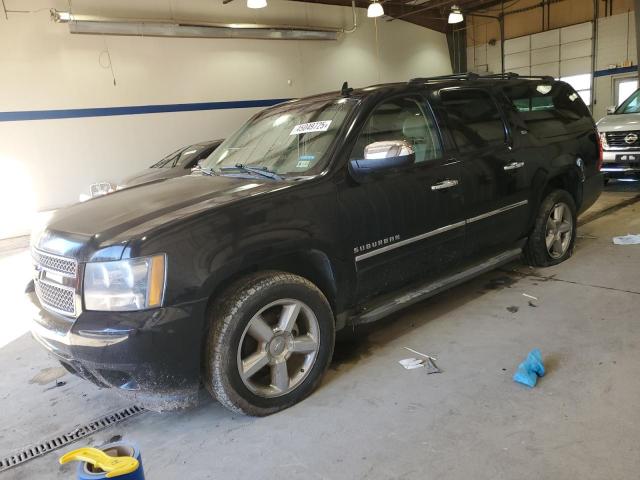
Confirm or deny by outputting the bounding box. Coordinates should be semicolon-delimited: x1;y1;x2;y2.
607;106;616;115
349;140;415;183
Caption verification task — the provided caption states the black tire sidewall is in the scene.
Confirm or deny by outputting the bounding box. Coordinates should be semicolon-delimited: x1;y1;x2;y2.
210;274;334;415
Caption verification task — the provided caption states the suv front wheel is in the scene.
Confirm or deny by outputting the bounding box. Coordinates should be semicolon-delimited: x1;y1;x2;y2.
524;189;577;267
205;271;335;416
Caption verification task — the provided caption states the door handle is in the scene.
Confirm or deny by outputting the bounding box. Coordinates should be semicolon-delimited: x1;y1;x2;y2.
431;179;459;191
503;161;525;171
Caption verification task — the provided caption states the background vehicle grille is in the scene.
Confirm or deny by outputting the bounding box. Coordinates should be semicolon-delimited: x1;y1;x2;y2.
34;280;76;315
605;131;640;148
32;249;77;277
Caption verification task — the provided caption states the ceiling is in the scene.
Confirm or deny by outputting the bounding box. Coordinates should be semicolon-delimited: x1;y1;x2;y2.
294;0;506;32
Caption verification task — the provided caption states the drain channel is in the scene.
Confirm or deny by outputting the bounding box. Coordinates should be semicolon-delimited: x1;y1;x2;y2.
0;405;145;473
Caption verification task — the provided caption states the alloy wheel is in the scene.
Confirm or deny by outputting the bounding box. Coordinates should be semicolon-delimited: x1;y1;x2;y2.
236;299;320;398
545;202;573;259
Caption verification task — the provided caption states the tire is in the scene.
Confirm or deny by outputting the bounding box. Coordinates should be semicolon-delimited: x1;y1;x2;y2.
524;189;577;267
204;271;335;416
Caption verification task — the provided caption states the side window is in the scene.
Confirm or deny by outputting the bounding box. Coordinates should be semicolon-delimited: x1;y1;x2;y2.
439;89;507;151
350;97;442;163
503;82;592;139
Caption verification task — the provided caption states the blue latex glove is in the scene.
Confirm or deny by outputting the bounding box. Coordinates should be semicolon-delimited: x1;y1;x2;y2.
513;349;545;388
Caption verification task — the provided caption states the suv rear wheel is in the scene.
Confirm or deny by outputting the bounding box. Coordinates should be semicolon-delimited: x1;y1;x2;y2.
204;271;335;416
524;189;577;267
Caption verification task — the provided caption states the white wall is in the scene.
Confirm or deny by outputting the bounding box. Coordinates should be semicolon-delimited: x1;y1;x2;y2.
0;0;452;239
593;11;637;121
467;42;502;74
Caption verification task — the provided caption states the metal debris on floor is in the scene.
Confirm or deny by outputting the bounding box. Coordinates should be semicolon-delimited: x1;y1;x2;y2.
403;347;442;374
612;234;640;245
399;358;426;370
522;293;538;301
513;348;546;388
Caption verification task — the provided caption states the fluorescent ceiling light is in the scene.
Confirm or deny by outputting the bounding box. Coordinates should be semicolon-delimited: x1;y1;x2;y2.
367;2;384;18
247;0;267;8
448;5;464;24
50;9;340;40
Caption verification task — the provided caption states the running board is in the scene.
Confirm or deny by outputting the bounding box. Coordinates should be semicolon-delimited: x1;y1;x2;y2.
350;247;523;326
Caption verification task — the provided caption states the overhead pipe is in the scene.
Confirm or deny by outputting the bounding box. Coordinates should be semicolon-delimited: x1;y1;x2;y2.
49;8;359;41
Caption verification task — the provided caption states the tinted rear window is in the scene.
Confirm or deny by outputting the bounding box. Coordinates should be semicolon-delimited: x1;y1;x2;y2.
439;89;507;151
503;82;592;138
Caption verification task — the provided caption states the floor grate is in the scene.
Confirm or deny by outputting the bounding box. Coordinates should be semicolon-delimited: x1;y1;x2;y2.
0;405;145;473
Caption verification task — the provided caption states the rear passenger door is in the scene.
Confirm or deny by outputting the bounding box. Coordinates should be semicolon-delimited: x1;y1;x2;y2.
438;88;531;258
338;95;465;302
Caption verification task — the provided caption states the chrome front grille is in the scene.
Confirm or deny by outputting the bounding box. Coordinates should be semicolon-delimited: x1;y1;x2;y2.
32;249;78;277
32;249;80;316
605;131;640;149
34;281;76;315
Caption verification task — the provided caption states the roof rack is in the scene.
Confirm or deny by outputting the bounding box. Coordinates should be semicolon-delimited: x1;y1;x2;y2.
480;72;555;82
408;72;480;83
408;72;555;84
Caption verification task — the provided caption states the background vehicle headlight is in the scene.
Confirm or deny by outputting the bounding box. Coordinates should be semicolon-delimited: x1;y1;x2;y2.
84;255;166;311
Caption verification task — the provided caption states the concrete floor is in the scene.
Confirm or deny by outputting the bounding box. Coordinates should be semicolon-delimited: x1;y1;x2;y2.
1;182;639;479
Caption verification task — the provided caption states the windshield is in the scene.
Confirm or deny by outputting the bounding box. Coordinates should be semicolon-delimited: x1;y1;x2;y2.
200;97;357;176
615;88;640;114
152;145;203;168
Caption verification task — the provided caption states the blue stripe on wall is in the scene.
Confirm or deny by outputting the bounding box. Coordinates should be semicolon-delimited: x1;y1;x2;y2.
0;98;292;122
594;66;637;78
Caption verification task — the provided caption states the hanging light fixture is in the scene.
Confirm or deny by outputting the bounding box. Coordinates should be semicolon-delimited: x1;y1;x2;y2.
247;0;267;9
367;1;384;18
448;5;464;24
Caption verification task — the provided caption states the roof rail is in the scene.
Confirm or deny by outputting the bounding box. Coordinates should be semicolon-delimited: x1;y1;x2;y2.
408;71;555;84
480;72;555;82
408;72;480;83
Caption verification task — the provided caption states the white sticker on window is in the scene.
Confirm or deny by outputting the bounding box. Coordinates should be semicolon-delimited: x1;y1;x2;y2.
569;93;578;102
296;160;311;168
290;121;332;135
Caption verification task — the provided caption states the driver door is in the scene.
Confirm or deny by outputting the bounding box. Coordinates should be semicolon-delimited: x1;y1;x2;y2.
337;96;465;303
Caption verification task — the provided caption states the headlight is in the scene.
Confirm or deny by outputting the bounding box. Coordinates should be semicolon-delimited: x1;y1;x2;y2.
84;255;166;311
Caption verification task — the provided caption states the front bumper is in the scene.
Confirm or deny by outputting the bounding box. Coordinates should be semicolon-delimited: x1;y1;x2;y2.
602;150;640;176
26;283;207;410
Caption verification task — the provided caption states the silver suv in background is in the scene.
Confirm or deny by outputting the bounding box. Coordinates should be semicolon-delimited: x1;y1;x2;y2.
596;88;640;181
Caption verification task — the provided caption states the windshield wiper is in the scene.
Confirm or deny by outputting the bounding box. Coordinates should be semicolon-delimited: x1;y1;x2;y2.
220;164;283;180
190;165;217;176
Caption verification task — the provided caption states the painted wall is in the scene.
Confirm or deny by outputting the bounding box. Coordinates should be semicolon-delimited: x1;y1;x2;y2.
593;11;637;120
0;0;452;239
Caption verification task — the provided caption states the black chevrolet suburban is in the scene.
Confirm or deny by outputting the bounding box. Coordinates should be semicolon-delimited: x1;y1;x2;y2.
27;73;603;416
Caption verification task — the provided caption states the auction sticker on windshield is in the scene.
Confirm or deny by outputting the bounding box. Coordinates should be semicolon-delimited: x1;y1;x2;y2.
290;121;332;135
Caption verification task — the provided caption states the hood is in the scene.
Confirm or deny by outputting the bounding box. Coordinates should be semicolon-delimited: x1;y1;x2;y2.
596;112;640;132
119;168;187;188
35;175;291;262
